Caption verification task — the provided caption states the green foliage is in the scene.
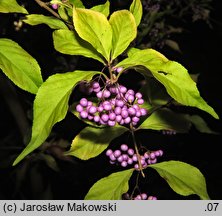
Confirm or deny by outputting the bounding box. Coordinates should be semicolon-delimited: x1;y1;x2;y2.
109;10;137;60
130;0;143;27
139;108;191;132
69;0;85;8
24;14;68;29
13;71;100;165
116;49;219;119
149;161;210;199
90;1;110;17
0;0;28;14
85;169;134;200
0;38;42;94
66;126;128;160
73;7;112;62
53;29;105;64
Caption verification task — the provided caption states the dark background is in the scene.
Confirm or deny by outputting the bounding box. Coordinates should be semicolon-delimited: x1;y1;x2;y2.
0;0;222;200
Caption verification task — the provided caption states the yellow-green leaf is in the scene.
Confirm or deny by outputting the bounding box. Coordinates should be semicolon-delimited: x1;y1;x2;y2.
109;10;137;60
130;0;142;26
91;1;110;17
0;38;42;94
149;161;210;200
0;0;28;14
24;14;68;29
73;8;112;62
53;29;105;64
13;71;100;166
66;126;128;160
116;49;219;119
85;169;134;200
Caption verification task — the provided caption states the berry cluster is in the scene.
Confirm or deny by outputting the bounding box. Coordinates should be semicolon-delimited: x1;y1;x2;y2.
133;193;157;200
122;193;157;200
76;81;147;127
106;144;163;168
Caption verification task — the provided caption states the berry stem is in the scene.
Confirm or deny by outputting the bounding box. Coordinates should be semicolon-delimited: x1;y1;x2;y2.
34;0;73;30
130;124;145;178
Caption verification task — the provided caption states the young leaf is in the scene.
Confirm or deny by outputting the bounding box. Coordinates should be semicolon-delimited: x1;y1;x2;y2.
69;0;85;8
91;1;110;17
13;71;100;166
73;8;112;62
130;0;142;26
24;14;68;29
65;126;128;160
149;161;210;200
0;0;28;14
0;38;42;94
139;108;191;133
116;49;219;119
109;10;137;60
53;29;105;64
85;169;134;200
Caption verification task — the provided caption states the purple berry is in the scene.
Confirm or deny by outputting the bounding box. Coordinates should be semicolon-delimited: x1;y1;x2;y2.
132;116;140;123
76;104;83;112
80;98;88;107
135;92;142;99
120;144;128;151
132;154;138;162
97;106;104;112
117;156;124;163
119;85;127;93
93;87;101;93
136;110;142;117
128;107;136;116
121;110;129;118
114;150;121;158
109;113;116;121
106;149;113;156
127;95;135;102
92;82;100;89
127;158;133;165
108;120;116;127
116;100;124;108
88;115;94;120
116;67;123;73
94;115;100;122
127;89;135;95
103;90;111;98
101;114;109;122
122;154;129;161
109;154;116;161
114;107;122;115
52;4;58;10
121;161;128;167
141;193;148;200
116;115;122;123
80;110;88;119
96;91;103;99
137;98;144;105
124;117;131;124
151;158;157;164
158;150;163;156
104;104;112;111
154;151;160;157
89;106;97;114
140;108;147;116
144;152;149;159
134;164;139;169
150;152;156;159
128;149;134;156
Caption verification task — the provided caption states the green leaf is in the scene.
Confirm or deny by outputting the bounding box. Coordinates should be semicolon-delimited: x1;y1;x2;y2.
13;70;99;166
53;29;105;64
189;115;219;134
85;169;134;200
73;7;112;62
69;0;85;8
24;14;68;29
66;126;128;160
0;0;28;14
140;108;191;133
149;161;210;200
116;49;219;119
0;38;42;94
109;10;137;60
91;1;110;17
130;0;142;26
